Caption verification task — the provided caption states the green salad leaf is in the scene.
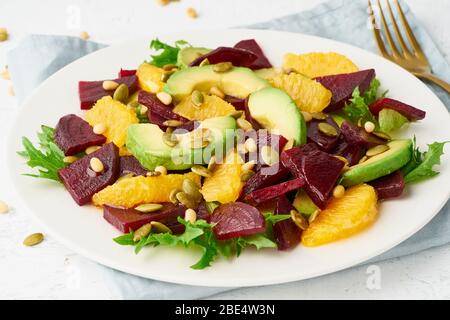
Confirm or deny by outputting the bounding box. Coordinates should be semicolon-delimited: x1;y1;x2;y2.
18;126;65;182
148;39;190;67
343;79;380;126
378;108;409;133
404;140;448;184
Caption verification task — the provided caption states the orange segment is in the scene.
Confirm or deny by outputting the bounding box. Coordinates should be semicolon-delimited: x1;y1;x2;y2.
136;63;165;93
200;151;244;204
283;52;359;78
92;172;201;207
173;93;236;121
85;96;138;148
302;184;378;247
270;73;332;113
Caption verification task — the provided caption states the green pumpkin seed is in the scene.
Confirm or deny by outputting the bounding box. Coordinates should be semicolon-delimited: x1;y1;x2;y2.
113;83;129;102
230;111;244;119
240;170;255;182
169;189;181;204
366;144;390;157
318;122;338;137
127;101;140;109
146;171;161;177
160;70;175;82
372;131;391;140
207;156;217;171
133;223;152;242
237;118;253;131
199;58;210;67
150;221;172;234
175;192;197;209
162;63;178;71
308;209;321;223
163;119;184;127
191;90;204;107
23;233;44;246
182;178;202;202
162;132;178;147
290;210;309;231
213;62;233;73
191;165;212;178
311;112;327;120
358;155;368;164
135;203;163;213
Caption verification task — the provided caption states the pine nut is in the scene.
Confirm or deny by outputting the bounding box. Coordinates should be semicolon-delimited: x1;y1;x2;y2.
241;160;256;172
85;146;101;155
1;66;10;80
364;121;376;133
333;185;345;198
90;157;104;173
156;92;172;105
301;111;313;122
63;156;78;164
139;105;148;115
7;85;15;96
261;146;279;166
102;80;119;91
186;7;198;19
185;208;197;224
0;200;9;214
154;165;167;176
209;86;225;99
237;143;247;154
93;123;106;135
79;31;89;40
0;28;9;42
244;138;257;153
158;0;170;6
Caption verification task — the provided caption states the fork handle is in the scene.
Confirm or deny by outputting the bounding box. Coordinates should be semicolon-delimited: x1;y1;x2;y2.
413;72;450;94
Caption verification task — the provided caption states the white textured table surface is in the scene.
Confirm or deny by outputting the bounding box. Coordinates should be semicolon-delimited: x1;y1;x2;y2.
1;0;450;300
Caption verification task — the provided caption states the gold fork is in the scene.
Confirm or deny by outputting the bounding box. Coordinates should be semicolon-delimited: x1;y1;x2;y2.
368;0;450;93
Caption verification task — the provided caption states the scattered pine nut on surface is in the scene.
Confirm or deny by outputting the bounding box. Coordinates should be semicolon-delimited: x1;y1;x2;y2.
187;7;198;18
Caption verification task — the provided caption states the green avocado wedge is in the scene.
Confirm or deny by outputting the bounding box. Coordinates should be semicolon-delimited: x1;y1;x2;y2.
247;87;306;146
164;65;270;102
177;47;211;69
126;116;237;170
341;139;413;186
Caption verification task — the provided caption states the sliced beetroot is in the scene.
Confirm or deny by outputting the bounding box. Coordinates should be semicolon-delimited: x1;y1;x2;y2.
315;69;376;112
79;75;137;110
242;130;287;166
224;95;246;110
138;91;188;123
118;69;136;78
234;39;272;69
340;121;387;149
54;114;106;156
307;117;341;152
241;164;290;198
58;143;119;205
369;171;405;200
369;98;426;121
332;137;364;166
273;195;301;251
281;145;345;209
119;156;147;177
211;202;265;240
189;47;257;69
103;203;186;233
244;178;305;206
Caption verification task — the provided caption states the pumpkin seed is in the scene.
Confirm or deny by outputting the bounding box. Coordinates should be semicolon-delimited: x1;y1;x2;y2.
283;138;295;151
169;189;181;204
309;209;321;223
162;119;184;127
139;105;148;115
175;192;197;209
358;155;368;164
184;209;197;224
213;62;233;73
332;185;345;198
113;84;129;102
301;111;313;122
150;221;172;234
63;156;78;164
260;146;279;166
207;156;216;171
85;145;101;155
182;178;202;202
191;165;212;178
133;223;152;242
160;71;175;82
372;131;391;140
366;144;389;157
290;210;309;231
244;138;257;153
0;200;9;214
102;80;119;91
209;86;225;99
23;233;44;246
127;101;140;109
162;63;178;71
162;132;178;147
156;91;172;105
240;170;255;182
146;171;161;177
189;137;210;149
318;122;338;137
230;111;244;119
135;203;163;213
191;90;204;107
241;160;256;172
311;112;327;120
237;118;253;131
199;58;210;67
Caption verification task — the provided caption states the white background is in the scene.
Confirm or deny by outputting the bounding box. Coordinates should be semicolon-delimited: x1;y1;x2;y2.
1;0;450;299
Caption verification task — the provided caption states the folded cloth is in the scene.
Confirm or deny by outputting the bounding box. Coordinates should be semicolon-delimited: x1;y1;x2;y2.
8;0;450;300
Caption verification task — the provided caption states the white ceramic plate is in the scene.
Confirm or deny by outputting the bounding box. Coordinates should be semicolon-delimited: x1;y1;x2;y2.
7;29;450;287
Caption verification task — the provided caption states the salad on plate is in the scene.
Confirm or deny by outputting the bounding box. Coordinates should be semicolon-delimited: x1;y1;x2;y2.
19;38;447;269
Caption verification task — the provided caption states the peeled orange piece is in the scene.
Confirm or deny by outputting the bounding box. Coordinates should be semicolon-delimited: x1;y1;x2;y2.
302;184;378;247
173;93;236;121
92;172;201;207
271;73;332;113
136;63;165;93
85;96;138;148
201;151;244;204
283;52;359;78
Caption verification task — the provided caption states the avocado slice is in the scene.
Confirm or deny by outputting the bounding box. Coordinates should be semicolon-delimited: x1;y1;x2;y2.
164;65;269;102
293;189;318;216
247;87;306;146
341;139;412;186
126;116;237;170
177;47;211;69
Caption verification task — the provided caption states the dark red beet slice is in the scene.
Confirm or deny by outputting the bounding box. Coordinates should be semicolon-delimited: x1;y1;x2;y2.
332;137;364;166
138;91;188;122
234;39;272;69
224;95;246;110
281;145;345;209
119;156;147;177
340;121;387;149
273;195;301;251
244;178;305;206
241;164;290;198
307;117;341;152
242;130;287;167
54;114;106;156
369;98;426;121
103;203;186;233
189;47;257;69
78;75;137;110
58;143;119;205
369;171;405;200
118;69;136;78
315;69;376;112
211;202;265;240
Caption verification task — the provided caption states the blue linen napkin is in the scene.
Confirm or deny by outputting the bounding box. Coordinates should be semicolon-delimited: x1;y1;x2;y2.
7;0;449;299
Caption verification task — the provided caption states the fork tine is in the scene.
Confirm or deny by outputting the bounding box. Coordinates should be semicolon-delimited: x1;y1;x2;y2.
368;0;390;58
394;0;426;57
377;0;401;57
385;0;411;56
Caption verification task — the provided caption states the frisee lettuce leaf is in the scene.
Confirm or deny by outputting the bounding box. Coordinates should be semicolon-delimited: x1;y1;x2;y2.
148;39;190;67
343;80;380;126
404;141;448;184
18;126;65;182
378;108;409;133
